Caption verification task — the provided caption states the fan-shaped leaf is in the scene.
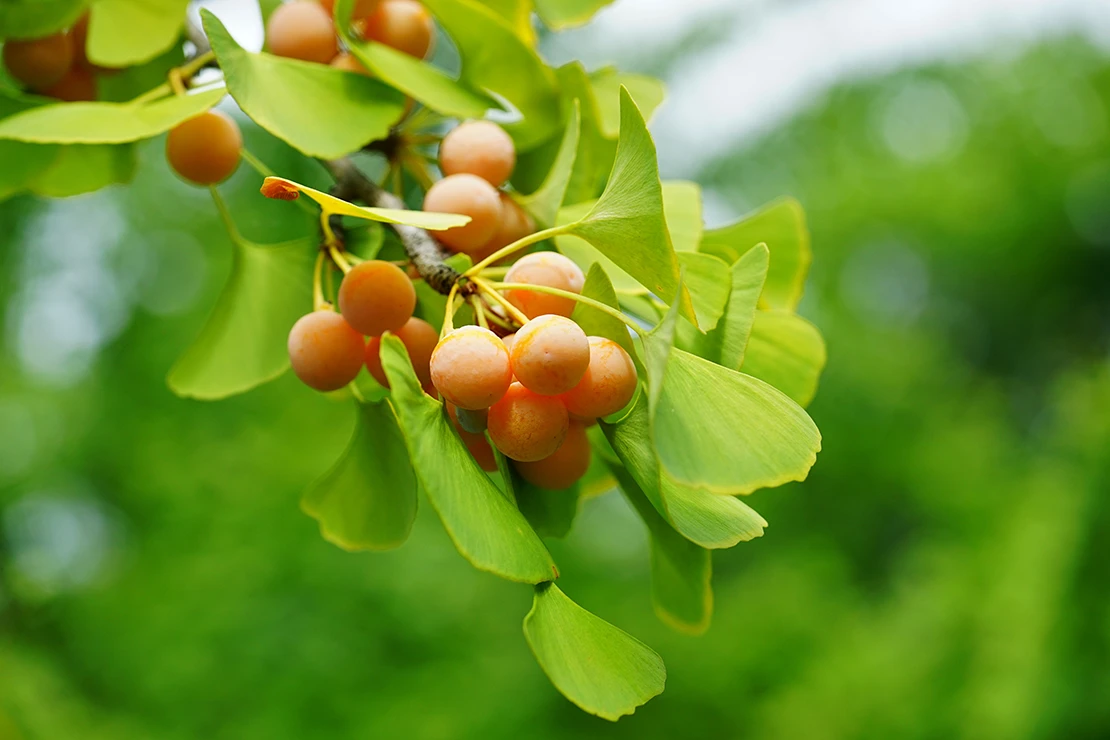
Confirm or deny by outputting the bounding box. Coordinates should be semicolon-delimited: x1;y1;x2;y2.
571;264;636;357
679;244;768;366
0;141;58;200
741;310;827;407
590;68;666;139
533;0;616;30
518;102;580;228
262;176;469;230
87;0;188;67
661;181;702;252
480;0;536;45
30;143;136;196
0;0;86;39
524;582;665;721
677;251;730;332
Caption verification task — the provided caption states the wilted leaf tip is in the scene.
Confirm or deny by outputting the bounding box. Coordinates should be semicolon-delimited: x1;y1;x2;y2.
261;176;300;200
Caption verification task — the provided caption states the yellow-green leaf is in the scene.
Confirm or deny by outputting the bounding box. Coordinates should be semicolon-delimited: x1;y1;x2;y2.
87;0;189;67
741;309;827;408
518;102;580;228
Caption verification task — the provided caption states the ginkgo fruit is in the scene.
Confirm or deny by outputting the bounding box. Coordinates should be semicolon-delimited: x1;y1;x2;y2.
338;260;416;337
423;174;502;254
439;120;516;188
447;404;497;472
476;194;535;260
512;421;591;489
363;0;434;59
166;110;243;185
288;310;366;391
488;382;569;462
329;52;370;75
561;336;638;420
429;326;512;410
510;315;590;396
2;33;74;91
320;0;380;21
42;65;96;101
266;0;338;64
504;252;586;319
364;316;438;391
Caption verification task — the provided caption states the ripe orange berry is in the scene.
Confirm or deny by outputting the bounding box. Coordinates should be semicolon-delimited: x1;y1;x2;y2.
364;316;438;390
504;252;585;319
429;325;512;410
338;260;416;337
42;65;96;101
439;120;516;188
423;174;502;255
3;33;74;91
363;0;434;59
329;52;370;75
166;110;243;185
266;1;338;64
288;310;366;391
488;382;569;461
512;420;591;489
475;194;534;260
510;315;590;396
320;0;380;21
561;336;637;420
447;404;497;472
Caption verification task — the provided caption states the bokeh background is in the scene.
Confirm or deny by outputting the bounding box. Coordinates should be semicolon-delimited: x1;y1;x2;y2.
3;0;1110;737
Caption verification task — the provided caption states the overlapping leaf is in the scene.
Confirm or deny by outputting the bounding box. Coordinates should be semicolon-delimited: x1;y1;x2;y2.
741;310;827;407
87;0;189;67
590;68;666;138
678;244;769;366
262;176;469;230
533;0;617;30
30;143;136;196
518;103;580;228
0;0;86;39
0;141;58;200
571;264;636;357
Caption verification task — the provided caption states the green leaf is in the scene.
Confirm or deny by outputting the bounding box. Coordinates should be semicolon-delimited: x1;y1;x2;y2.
29;143;136;196
533;0;616;30
565;88;695;323
740;310;827;408
518;102;579;228
167;236;315;400
554;62;614;202
556;200;641;295
653;349;821;494
617;468;712;634
0;0;86;39
512;469;581;539
263;176;469;231
97;42;184;103
87;0;188;67
0;141;58;200
689;244;769;368
523;582;665;721
677;251;730;332
662;181;702;252
700;198;810;311
302;401;418;551
203;10;406;159
571;264;636;358
479;0;536;45
257;0;282;23
422;0;560;150
641;288;681;414
0;88;226;143
590;68;666;139
380;335;558;583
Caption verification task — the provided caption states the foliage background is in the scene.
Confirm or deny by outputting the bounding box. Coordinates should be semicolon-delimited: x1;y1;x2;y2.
2;1;1110;737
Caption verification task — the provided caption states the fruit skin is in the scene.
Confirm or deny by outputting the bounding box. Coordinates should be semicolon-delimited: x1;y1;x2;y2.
365;316;437;391
512;421;591;489
475;194;534;261
42;65;96;102
439;120;516;188
288;310;366;392
329;52;370;75
423;174;502;255
166;110;243;185
363;0;435;59
338;260;416;337
429;326;512;410
505;252;586;319
447;404;497;472
510;315;590;396
3;33;74;91
561;336;638;420
266;1;338;64
488;382;569;462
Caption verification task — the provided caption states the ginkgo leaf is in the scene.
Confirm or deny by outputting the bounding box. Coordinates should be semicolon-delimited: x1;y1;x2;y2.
302;401;418;551
590;68;666;139
0;141;58;200
678;244;768;366
741;309;827;407
87;0;189;68
518;102;580;228
533;0;616;30
30;143;136;197
677;251;731;332
571;264;636;358
524;582;666;721
0;0;86;39
662;181;702;252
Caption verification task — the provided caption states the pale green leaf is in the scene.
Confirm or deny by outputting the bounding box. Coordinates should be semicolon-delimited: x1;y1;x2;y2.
257;0;282;23
571;263;636;358
741;310;827;407
662;181;702;252
590;68;666;139
203;10;406;159
87;0;188;67
554;61;614;202
380;335;558;584
29;143;135;196
167;236;315;399
533;0;615;30
556;199;642;294
0;0;86;39
677;244;768;363
97;42;184;103
302;401;418;551
0;141;58;200
524;582;665;721
422;0;560;150
473;0;536;45
263;176;469;231
677;251;730;332
518;102;579;228
701;197;810;311
0;88;225;143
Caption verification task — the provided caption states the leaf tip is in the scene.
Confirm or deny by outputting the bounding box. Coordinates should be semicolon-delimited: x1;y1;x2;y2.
261;177;300;201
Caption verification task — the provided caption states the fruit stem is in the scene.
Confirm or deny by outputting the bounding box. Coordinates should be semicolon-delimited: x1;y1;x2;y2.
312;252;328;311
478;266;510;278
327;244;352;274
208;186;241;243
471;278;530;326
342;251;365;265
442;281;462;336
490;282;646;336
470;296;489;330
129;83;171;105
464;223;574;277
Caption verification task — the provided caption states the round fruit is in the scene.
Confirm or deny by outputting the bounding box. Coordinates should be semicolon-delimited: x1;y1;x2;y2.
338;260;416;336
329;52;370;75
488;382;569;461
561;336;637;419
513;421;591;489
504;252;586;318
266;1;338;64
320;0;380;21
447;404;497;472
363;0;434;59
42;65;96;101
500;332;516;354
439;120;516;187
423;174;502;254
3;33;74;91
477;194;535;259
429;325;512;410
510;315;590;396
288;310;366;391
364;316;438;390
165;110;243;185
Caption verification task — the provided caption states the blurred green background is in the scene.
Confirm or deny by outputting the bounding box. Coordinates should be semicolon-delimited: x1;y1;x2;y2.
2;2;1110;738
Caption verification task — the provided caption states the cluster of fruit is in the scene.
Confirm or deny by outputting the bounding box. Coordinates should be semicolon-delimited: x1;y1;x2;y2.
266;0;434;71
2;13;104;102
